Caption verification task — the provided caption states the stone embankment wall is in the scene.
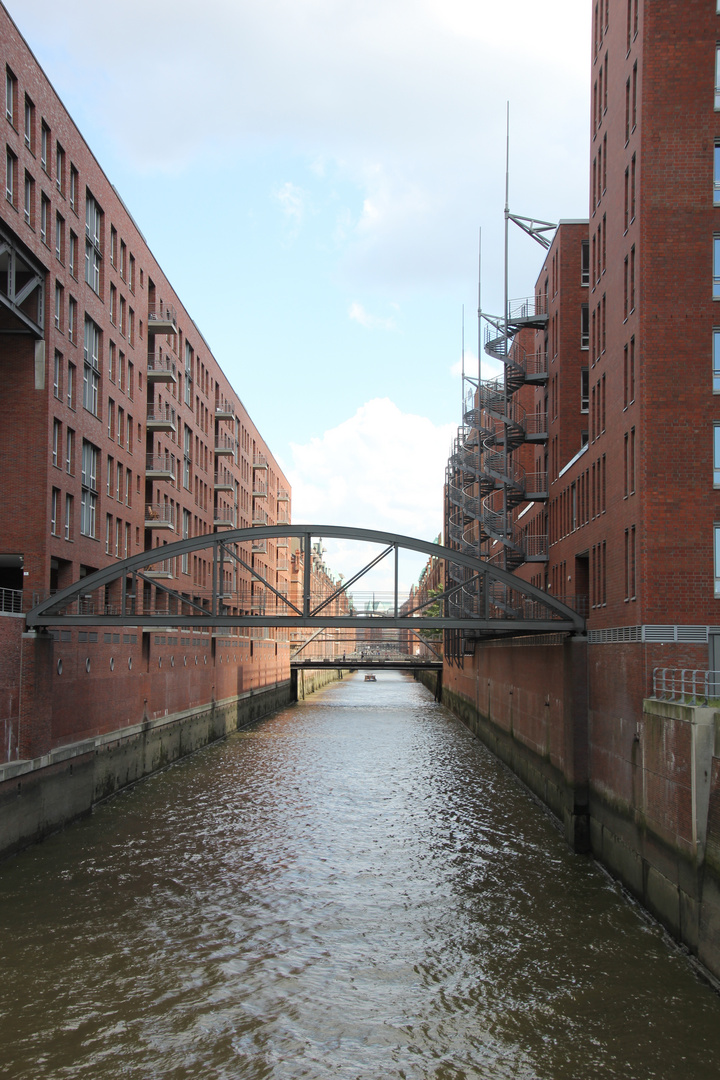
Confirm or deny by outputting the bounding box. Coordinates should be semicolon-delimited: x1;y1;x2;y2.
437;639;720;982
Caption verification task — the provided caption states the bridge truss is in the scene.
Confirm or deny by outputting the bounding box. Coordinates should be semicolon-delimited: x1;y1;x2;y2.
26;525;585;638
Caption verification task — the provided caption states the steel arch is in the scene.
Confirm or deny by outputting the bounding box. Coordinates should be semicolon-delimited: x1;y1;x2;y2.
26;525;585;636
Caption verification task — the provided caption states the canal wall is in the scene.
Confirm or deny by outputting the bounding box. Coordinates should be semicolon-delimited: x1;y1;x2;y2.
0;679;294;860
293;667;347;699
440;638;720;982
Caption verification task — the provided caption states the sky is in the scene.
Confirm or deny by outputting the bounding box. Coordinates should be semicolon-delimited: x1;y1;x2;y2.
8;0;590;590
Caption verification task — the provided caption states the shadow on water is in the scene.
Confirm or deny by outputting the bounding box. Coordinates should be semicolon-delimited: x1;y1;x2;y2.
0;671;719;1079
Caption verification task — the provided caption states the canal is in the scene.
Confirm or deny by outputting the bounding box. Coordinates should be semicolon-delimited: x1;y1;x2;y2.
1;672;719;1079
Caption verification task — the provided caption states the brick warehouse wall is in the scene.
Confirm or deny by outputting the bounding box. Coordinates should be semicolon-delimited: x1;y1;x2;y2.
0;2;296;768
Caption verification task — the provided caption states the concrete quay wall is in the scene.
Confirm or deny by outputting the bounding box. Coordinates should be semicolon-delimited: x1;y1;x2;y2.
0;680;296;861
438;639;720;982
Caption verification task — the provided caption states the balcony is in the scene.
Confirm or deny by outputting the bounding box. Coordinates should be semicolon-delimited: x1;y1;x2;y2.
277;488;289;502
147;403;176;432
147;347;177;384
145;503;175;530
253;508;269;526
147;302;177;336
251;539;267;553
146;453;175;481
215;434;236;457
252;482;267;498
215;400;234;421
277;559;289;572
253;454;268;471
214;471;234;491
214;506;236;528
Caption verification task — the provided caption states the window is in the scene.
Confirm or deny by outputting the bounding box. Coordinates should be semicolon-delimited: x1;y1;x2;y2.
116;462;123;503
107;455;114;497
182;509;190;574
129;307;134;346
126;469;132;507
581;369;589;413
128;361;134;400
53;350;62;399
67;361;75;408
66;428;74;474
105;513;112;555
581;304;589;349
714;145;720;206
80;441;98;538
5;67;16;126
41;122;49;172
714;426;720;487
129;254;135;293
119;351;125;392
23;171;32;225
119;295;125;336
120;240;126;281
184;424;192;489
109;341;116;383
65;494;72;541
6;147;16;204
185;343;193;406
85;191;102;294
110;283;117;325
716;46;720;110
68;297;76;343
83;316;100;416
54;281;62;330
40;194;48;244
117;407;124;448
52;419;61;467
581;239;589;286
108;400;115;440
56;143;65;195
55;212;64;262
69;164;77;211
115;517;122;558
714;238;720;299
110;226;116;266
51;488;59;536
624;167;629;231
69;230;77;277
632;62;638;131
24;94;34;150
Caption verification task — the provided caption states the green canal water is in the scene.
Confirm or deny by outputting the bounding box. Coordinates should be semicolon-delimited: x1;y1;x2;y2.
0;672;719;1079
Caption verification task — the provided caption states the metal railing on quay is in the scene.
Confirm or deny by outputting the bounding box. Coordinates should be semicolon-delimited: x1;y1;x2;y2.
0;587;23;613
652;668;720;704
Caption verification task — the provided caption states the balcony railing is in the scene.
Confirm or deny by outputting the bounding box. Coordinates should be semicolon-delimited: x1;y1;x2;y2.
147;348;177;382
507;294;548;322
277;488;289;502
147;302;177;334
214;471;234;490
253;454;268;470
214;506;236;527
145;502;175;529
146;404;176;430
215;400;235;421
146;453;175;479
252;482;267;497
215;434;236;456
252;509;269;525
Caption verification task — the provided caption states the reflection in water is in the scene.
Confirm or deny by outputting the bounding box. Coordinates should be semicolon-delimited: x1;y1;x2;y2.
0;672;719;1079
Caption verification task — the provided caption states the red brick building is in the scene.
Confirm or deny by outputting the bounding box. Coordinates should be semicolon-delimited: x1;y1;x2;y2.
0;5;291;761
442;2;720;972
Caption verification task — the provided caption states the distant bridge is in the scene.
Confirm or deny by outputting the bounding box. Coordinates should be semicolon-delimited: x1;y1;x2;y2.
291;656;442;671
26;525;585;640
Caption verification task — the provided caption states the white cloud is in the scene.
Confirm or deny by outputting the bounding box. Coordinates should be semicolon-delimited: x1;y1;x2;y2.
286;399;455;592
348;302;396;331
11;0;590;298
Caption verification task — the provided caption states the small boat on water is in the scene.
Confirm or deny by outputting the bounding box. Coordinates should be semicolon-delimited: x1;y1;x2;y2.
364;674;377;681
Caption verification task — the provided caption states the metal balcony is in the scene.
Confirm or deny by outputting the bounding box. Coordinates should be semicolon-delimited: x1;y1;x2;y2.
253;454;268;471
214;506;236;528
252;508;269;526
146;453;175;481
147;348;177;383
145;503;175;530
147;302;177;336
215;400;234;421
252;482;267;498
146;404;176;432
214;471;234;491
277;488;289;502
215;434;236;457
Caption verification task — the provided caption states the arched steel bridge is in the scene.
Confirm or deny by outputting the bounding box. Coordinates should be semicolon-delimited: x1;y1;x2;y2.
26;525;585;638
